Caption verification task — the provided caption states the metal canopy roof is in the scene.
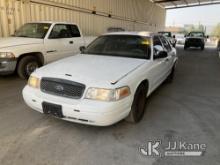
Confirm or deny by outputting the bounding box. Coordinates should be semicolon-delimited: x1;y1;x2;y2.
151;0;220;9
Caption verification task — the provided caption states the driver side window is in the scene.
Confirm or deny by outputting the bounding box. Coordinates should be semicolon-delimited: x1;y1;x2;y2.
153;36;163;55
160;36;172;52
153;36;167;60
49;24;72;39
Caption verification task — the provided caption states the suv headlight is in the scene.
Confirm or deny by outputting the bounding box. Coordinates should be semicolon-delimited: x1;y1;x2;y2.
0;52;15;58
28;76;40;89
85;86;130;102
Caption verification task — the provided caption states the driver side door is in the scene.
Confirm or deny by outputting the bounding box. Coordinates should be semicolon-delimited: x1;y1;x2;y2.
160;36;176;77
44;24;79;63
150;36;168;91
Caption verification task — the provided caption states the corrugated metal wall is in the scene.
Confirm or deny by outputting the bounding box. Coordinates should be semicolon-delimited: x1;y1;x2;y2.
0;0;166;37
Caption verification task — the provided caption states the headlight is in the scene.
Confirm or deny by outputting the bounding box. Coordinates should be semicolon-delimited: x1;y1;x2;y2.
28;76;40;89
0;52;15;58
85;86;130;102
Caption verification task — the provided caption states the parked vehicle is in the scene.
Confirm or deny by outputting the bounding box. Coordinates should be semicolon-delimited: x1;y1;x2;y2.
23;32;178;126
0;21;95;79
184;32;208;50
158;31;177;47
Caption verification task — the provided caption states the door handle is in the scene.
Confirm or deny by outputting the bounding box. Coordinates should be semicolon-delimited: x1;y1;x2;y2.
69;41;74;44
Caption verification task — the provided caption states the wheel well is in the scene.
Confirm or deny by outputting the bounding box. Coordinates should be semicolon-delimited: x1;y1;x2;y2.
16;52;44;68
137;80;149;93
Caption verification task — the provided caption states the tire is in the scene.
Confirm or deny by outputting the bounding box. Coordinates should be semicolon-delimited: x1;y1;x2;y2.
17;56;40;79
201;45;204;50
126;84;147;123
166;66;175;83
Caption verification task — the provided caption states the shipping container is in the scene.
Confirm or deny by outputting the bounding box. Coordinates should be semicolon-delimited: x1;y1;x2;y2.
0;0;166;37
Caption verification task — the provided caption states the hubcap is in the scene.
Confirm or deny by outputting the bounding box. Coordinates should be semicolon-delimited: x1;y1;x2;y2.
26;62;38;76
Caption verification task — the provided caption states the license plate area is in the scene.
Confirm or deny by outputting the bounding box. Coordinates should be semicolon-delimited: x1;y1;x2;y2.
42;102;64;118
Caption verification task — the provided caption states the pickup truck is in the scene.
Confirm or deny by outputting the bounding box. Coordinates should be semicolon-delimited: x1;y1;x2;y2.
184;31;208;50
23;32;178;126
0;21;95;79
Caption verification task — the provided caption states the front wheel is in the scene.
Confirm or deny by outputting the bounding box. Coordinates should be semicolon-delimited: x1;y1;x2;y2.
17;56;40;79
126;84;147;123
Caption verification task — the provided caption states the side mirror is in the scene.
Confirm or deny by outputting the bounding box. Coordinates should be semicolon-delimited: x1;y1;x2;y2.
80;46;86;53
154;45;168;59
173;35;176;39
207;35;209;39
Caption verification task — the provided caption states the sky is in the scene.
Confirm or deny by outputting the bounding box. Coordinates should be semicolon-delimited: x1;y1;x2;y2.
166;4;220;27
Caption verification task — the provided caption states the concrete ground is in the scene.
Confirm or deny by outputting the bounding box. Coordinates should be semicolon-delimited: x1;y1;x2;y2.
0;46;220;165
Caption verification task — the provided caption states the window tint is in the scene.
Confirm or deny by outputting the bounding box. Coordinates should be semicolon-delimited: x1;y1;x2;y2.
189;32;204;37
49;24;81;39
153;36;163;46
14;23;51;39
70;25;81;37
84;35;151;59
160;36;172;52
158;32;171;38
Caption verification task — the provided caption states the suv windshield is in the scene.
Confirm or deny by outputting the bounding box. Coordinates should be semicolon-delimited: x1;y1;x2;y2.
14;23;51;39
189;32;205;37
84;35;151;59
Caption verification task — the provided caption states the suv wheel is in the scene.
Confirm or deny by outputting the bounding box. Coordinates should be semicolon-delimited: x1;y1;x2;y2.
126;84;147;123
17;56;39;79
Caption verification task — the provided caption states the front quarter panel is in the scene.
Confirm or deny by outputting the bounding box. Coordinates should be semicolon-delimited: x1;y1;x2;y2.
116;60;155;100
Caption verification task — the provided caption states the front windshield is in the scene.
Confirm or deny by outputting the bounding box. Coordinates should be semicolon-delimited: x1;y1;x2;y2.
84;35;151;59
14;23;51;39
189;32;204;37
159;32;171;38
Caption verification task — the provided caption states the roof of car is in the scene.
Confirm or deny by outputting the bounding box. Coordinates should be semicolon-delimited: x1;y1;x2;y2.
103;31;155;37
28;21;77;25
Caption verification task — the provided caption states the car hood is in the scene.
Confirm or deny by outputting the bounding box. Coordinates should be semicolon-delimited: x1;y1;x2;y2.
0;37;43;49
36;54;147;86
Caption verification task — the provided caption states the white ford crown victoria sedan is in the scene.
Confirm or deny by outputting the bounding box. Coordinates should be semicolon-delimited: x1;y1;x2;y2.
23;32;177;126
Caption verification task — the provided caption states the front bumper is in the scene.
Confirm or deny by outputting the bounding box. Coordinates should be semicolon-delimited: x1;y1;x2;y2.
185;40;204;47
22;86;132;126
0;58;17;75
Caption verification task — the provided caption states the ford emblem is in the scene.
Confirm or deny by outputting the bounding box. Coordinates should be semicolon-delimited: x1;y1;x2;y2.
55;85;64;92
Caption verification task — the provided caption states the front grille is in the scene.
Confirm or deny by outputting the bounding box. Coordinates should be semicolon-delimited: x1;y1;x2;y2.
41;78;86;99
189;39;202;43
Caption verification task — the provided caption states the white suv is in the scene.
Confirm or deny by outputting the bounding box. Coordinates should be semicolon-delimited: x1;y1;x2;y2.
23;32;178;126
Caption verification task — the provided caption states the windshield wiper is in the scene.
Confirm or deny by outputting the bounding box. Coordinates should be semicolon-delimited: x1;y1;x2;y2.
16;35;29;38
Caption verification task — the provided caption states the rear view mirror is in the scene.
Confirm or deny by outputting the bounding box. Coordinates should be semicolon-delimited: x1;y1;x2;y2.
80;46;86;53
